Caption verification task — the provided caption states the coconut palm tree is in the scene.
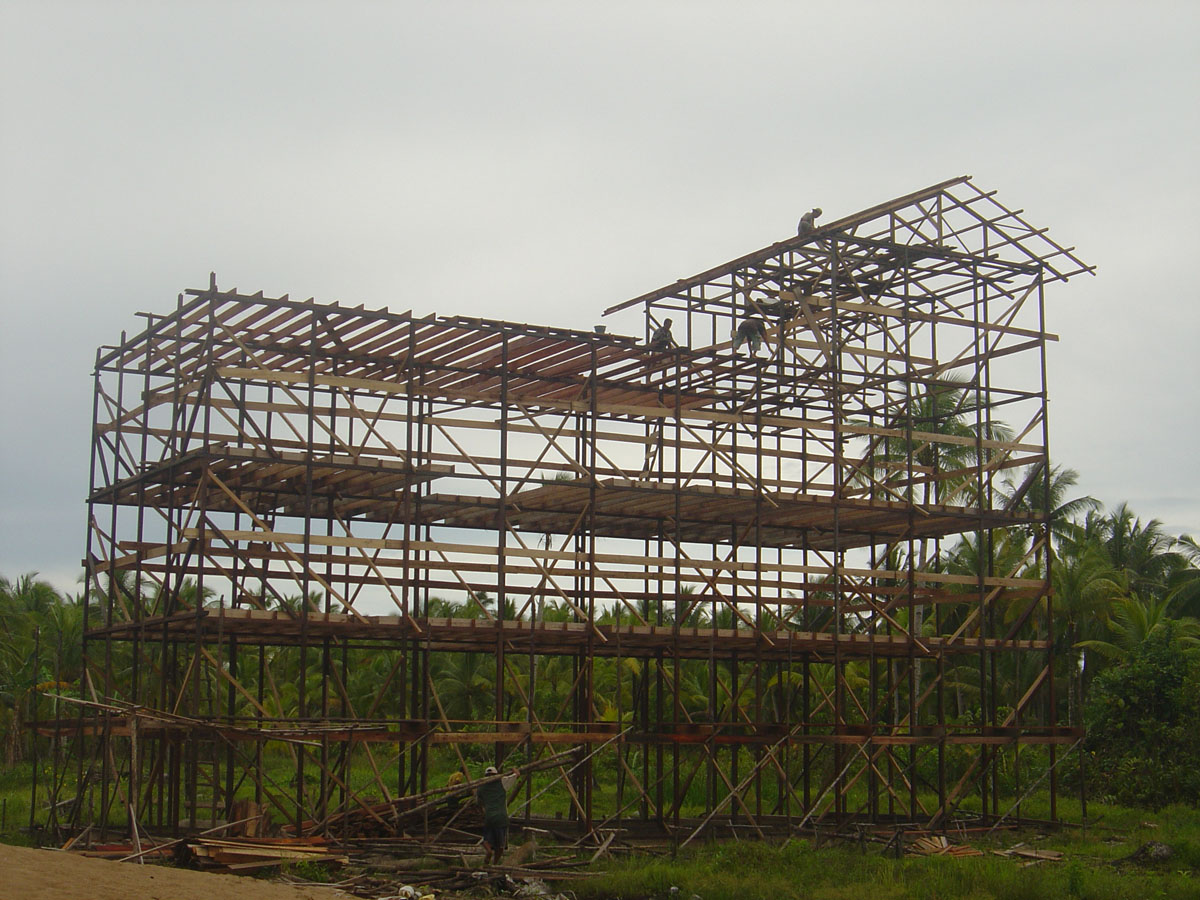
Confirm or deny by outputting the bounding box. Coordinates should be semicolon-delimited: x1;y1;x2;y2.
1167;534;1200;618
856;378;1014;507
431;651;496;723
999;464;1100;551
1098;504;1180;598
1049;541;1123;723
0;573;77;765
1075;594;1200;663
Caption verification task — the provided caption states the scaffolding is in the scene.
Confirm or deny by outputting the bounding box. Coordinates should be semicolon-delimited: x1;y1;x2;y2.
48;175;1092;843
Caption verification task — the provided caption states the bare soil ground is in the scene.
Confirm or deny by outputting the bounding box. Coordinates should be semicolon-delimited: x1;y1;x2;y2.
0;841;336;900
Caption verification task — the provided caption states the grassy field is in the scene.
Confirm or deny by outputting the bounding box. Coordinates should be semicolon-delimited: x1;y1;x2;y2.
575;802;1200;900
0;763;34;846
2;764;1197;899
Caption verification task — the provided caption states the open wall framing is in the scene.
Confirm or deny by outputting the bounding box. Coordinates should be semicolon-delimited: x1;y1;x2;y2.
52;176;1091;842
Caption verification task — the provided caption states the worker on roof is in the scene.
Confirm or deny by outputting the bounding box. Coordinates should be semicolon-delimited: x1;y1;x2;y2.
798;207;823;235
477;765;519;866
732;318;767;355
648;318;676;351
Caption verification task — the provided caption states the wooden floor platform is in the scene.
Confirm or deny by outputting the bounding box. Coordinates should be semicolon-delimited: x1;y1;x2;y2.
86;608;1050;660
89;447;1035;551
421;478;1035;549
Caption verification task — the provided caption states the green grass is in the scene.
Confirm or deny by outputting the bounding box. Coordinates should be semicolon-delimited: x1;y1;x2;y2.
5;756;1198;900
574;802;1200;900
0;762;34;846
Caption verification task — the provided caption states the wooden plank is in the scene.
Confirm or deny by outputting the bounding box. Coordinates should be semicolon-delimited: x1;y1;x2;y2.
181;526;1046;589
431;731;615;744
214;366;1044;454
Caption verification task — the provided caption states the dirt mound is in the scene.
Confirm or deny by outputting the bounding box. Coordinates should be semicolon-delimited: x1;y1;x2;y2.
0;841;332;900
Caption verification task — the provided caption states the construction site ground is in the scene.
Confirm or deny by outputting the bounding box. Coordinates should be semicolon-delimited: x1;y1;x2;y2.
0;841;330;900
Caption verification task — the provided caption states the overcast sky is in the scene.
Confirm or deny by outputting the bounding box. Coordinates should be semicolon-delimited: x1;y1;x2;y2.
2;0;1197;594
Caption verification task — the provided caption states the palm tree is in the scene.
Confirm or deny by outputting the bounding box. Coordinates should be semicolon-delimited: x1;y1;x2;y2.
432;652;495;723
857;378;1014;507
999;464;1100;551
1049;541;1123;723
1099;504;1180;598
0;573;75;765
1167;535;1200;618
1075;594;1200;663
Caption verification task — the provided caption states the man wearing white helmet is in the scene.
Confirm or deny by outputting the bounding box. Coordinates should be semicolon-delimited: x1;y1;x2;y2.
476;764;519;865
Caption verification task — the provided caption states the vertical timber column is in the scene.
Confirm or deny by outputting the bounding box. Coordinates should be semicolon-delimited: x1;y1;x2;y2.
496;331;509;768
320;339;337;831
1036;269;1059;822
99;327;129;836
753;356;764;821
79;348;105;832
163;295;186;835
671;354;683;839
907;248;925;821
584;338;600;830
131;315;157;826
401;321;418;797
296;305;318;833
828;233;847;822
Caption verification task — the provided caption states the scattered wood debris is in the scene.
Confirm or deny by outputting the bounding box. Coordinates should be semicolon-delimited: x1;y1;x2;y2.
992;842;1064;863
284;748;580;839
185;835;349;873
70;842;171;861
908;835;984;858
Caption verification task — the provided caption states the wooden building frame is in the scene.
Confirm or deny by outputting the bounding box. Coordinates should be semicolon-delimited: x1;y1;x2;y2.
44;175;1092;843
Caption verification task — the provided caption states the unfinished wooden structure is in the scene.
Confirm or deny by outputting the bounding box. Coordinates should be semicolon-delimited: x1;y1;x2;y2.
51;176;1092;842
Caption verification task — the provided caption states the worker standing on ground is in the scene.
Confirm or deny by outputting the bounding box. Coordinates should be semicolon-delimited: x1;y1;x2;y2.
477;765;519;866
732;318;767;354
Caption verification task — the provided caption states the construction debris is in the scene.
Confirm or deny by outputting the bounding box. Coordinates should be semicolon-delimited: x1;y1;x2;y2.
284;748;580;839
908;834;984;858
992;842;1064;863
185;835;348;873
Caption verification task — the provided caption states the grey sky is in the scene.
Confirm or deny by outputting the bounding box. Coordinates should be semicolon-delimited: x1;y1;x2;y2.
2;0;1197;593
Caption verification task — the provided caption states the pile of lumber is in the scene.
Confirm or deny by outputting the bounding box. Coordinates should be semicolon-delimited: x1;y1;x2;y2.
185;835;348;873
68;842;172;861
907;834;984;857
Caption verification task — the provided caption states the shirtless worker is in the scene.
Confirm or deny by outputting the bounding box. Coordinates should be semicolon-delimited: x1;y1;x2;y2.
476;765;519;865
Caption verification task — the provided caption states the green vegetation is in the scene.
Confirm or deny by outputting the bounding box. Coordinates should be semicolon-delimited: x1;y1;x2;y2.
1083;628;1200;808
0;762;33;845
577;803;1200;900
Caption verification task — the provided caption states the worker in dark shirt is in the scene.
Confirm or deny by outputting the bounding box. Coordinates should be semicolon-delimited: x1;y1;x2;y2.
476;765;519;865
648;318;676;351
732;318;767;354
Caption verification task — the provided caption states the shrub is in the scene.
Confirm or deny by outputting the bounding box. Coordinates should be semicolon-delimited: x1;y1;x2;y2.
1083;626;1200;808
